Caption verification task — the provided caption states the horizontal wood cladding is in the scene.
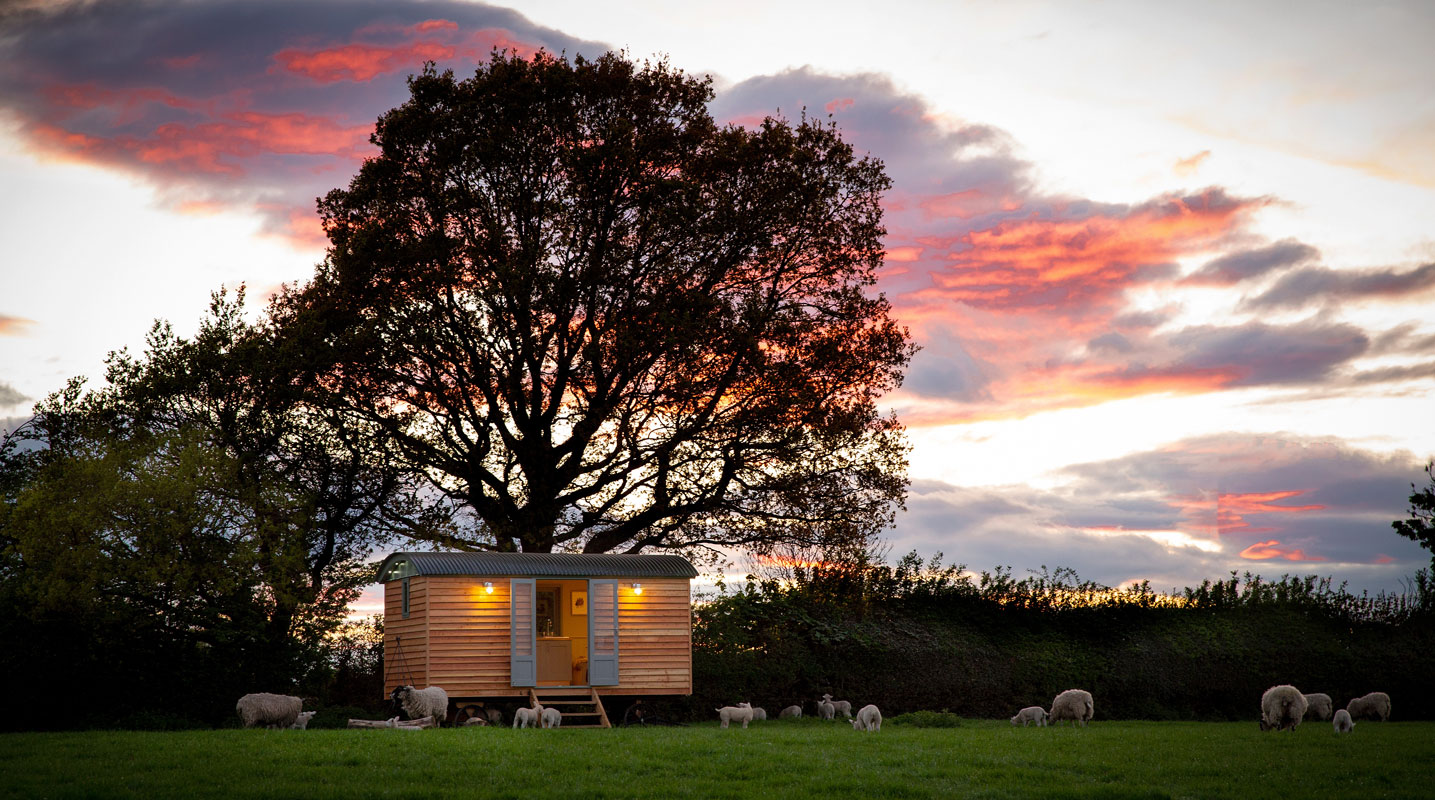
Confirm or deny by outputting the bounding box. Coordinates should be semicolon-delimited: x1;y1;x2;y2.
382;576;692;696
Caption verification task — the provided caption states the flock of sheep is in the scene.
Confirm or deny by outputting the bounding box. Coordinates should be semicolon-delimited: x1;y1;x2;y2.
235;684;1393;733
1258;686;1390;734
715;694;884;731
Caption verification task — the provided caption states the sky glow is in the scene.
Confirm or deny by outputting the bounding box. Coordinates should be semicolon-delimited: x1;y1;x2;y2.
1;1;1431;614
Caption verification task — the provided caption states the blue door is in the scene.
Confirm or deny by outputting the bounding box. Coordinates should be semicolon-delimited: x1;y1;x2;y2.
510;578;536;687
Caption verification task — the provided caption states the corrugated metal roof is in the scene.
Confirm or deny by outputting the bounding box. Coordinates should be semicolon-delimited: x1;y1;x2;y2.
375;551;699;582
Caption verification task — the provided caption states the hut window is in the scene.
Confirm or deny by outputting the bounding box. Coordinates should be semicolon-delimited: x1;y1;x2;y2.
402;577;411;619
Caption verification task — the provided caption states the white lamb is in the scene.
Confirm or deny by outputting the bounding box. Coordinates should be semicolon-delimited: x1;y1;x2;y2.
513;702;544;729
1049;689;1094;728
1010;706;1048;727
1346;692;1391;722
750;707;767;721
1302;693;1333;721
541;707;562;729
1332;708;1354;734
850;704;882;732
1260;685;1308;732
716;703;754;729
817;701;835;720
290;711;317;730
391;685;448;727
236;693;303;729
822;693;853;719
779;705;802;719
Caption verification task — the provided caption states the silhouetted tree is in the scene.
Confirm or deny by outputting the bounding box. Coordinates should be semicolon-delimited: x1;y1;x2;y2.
1394;460;1435;570
275;51;915;555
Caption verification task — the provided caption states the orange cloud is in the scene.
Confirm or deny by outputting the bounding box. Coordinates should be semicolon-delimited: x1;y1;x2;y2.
1238;539;1327;562
928;190;1263;313
884;245;923;263
1174;150;1211;176
276;27;537;83
825;97;854;113
918;189;1023;220
0;316;37;336
1167;489;1325;539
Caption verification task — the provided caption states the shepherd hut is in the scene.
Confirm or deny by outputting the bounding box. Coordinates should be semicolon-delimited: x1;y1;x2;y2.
377;552;697;725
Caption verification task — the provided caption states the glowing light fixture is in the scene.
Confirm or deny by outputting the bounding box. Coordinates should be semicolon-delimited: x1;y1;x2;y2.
632;583;643;595
484;582;494;594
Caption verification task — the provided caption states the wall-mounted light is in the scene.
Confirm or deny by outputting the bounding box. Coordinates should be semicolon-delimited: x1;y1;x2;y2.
484;582;494;594
632;583;643;595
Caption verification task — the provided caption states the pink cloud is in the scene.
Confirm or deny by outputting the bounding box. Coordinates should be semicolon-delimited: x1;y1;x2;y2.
0;316;37;336
825;97;854;113
1239;539;1327;562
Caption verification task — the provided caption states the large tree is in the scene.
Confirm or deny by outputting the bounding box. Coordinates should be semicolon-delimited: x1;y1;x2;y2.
276;51;915;555
1394;460;1435;571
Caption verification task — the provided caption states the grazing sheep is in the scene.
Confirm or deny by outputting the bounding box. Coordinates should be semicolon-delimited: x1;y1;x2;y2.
750;707;767;722
290;711;317;730
512;707;540;728
817;701;836;720
541;707;562;729
850;704;882;732
1333;709;1354;734
716;703;754;729
1049;689;1094;728
1302;693;1333;721
779;705;802;719
391;685;449;727
236;693;303;729
1346;692;1391;722
822;693;854;719
1010;706;1049;727
1260;685;1308;732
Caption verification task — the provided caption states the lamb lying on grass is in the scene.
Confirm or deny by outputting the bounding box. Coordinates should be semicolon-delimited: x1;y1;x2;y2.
1333;709;1354;734
850;704;882;732
1260;685;1308;732
1346;692;1391;722
1049;689;1094;728
716;703;754;729
1010;706;1048;727
779;705;802;719
236;693;303;729
1302;693;1333;721
391;685;449;727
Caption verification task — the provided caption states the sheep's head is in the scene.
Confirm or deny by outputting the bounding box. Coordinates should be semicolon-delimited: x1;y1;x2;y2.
391;686;413;703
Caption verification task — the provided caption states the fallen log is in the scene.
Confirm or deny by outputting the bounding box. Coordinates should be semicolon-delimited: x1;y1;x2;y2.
347;717;435;729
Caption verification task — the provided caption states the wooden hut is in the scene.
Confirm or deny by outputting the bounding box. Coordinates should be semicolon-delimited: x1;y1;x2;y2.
376;552;697;726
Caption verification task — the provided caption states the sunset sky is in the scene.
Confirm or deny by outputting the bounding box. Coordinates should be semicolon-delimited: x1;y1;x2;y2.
2;0;1432;604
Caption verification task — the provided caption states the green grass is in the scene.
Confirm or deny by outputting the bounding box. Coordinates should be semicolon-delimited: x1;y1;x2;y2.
1;720;1430;799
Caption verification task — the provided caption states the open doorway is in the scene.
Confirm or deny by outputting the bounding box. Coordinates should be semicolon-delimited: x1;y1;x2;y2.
535;579;590;686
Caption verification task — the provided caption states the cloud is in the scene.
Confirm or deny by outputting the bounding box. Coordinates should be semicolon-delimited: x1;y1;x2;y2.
1243;262;1435;310
1181;239;1319;286
0;316;36;336
889;433;1429;592
0;1;605;249
0;382;32;409
1173;149;1210;176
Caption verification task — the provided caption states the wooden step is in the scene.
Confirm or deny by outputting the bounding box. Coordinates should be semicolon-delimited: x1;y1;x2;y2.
528;687;610;728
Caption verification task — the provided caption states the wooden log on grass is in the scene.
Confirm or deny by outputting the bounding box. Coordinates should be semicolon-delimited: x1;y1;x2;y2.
347;717;434;729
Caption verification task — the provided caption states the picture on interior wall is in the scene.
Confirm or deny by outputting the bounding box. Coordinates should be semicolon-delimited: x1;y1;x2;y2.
572;590;587;615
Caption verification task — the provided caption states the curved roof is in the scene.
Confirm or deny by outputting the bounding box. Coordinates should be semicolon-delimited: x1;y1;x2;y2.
376;551;699;582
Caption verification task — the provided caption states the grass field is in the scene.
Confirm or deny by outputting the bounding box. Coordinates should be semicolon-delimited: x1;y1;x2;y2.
1;719;1430;799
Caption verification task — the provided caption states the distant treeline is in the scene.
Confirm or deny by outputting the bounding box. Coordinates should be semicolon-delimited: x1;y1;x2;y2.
685;554;1435;722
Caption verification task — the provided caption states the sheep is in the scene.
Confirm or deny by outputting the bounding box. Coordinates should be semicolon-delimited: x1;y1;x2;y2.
236;693;303;729
716;703;754;729
1333;708;1354;734
513;702;543;729
750;707;767;722
541;707;562;729
1259;685;1308;732
779;705;802;719
1302;693;1333;721
817;700;836;720
1010;706;1049;727
1049;689;1094;728
390;685;448;727
822;693;854;719
1346;692;1391;722
850;704;882;732
290;711;317;730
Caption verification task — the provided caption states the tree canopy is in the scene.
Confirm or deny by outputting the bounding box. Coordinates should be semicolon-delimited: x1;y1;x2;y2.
276;50;915;555
1394;460;1435;571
